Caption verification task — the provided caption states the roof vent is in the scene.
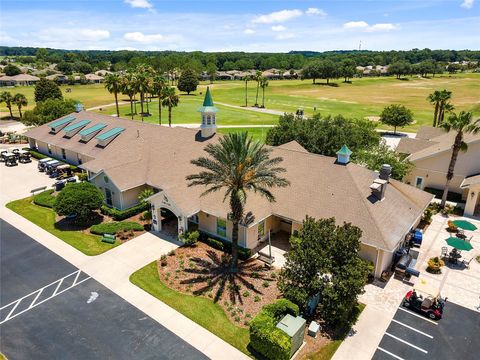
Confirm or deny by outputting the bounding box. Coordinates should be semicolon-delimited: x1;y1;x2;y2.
96;127;125;147
48;115;75;134
370;179;388;201
379;164;392;182
336;145;352;165
75;103;84;113
79;123;107;142
63;120;91;138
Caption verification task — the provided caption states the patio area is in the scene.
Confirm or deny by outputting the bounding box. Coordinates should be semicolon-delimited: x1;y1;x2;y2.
254;230;291;268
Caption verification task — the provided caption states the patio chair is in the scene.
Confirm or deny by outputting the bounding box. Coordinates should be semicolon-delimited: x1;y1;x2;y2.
441;246;448;258
462;258;473;269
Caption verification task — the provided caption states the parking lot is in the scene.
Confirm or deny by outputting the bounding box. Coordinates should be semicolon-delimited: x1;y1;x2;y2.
372;300;480;360
0;219;208;360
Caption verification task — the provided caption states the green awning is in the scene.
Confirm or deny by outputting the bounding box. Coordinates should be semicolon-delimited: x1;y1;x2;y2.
452;220;478;231
445;237;474;251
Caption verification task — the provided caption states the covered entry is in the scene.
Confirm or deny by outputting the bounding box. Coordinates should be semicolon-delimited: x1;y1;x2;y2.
149;190;188;238
159;208;178;237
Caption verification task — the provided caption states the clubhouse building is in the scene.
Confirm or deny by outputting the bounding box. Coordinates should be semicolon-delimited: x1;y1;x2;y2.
24;89;432;277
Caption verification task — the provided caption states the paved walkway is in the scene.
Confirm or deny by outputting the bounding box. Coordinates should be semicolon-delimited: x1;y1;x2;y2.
0;163;249;359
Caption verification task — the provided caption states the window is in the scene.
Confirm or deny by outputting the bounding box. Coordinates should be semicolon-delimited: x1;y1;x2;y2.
415;176;424;189
258;220;265;239
189;214;199;224
61;148;66;160
105;188;113;206
104;176;109;183
216;218;227;237
206;115;211;125
202;115;206;125
47;144;52;154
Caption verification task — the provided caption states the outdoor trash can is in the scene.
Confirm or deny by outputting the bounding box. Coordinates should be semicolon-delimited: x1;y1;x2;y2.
276;314;306;358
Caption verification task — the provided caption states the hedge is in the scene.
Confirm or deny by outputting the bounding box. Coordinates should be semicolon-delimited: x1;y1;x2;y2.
90;221;144;235
198;231;251;260
249;299;299;360
100;202;150;221
25;148;48;160
33;189;56;208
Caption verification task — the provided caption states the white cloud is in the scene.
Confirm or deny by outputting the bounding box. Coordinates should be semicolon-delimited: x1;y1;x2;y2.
271;25;286;32
123;32;165;43
461;0;475;8
124;0;153;9
344;21;398;32
366;23;397;32
78;29;110;40
343;21;369;29
252;9;302;24
275;33;295;40
244;28;256;35
305;8;327;16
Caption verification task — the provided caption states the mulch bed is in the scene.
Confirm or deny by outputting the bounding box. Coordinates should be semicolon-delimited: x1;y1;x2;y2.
156;242;281;327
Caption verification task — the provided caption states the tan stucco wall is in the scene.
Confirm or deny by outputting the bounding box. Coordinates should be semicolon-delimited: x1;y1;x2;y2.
121;185;148;209
405;141;480;193
90;173;122;209
464;184;480;217
33;140;93;166
197;211;247;247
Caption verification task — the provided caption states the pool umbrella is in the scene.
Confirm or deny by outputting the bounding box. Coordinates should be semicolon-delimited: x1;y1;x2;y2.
445;236;474;251
452;220;478;231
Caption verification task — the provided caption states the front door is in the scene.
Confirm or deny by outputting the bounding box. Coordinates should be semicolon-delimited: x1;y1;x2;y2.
105;188;113;206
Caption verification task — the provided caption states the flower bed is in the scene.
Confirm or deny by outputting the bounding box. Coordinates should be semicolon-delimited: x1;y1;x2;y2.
157;242;280;327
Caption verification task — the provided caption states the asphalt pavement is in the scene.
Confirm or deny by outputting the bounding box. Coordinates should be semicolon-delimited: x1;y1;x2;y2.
0;219;208;360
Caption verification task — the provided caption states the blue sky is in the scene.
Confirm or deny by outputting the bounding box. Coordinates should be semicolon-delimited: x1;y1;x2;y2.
1;0;479;51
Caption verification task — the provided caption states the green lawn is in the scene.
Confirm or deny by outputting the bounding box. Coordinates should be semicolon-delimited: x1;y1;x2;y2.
98;95;279;126
217;127;270;142
130;261;251;356
6;197;118;256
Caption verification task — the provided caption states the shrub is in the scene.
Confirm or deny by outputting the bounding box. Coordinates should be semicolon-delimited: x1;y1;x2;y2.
25;148;48;160
249;299;299;360
54;182;103;223
180;230;199;246
90;221;143;235
140;210;152;221
198;231;251;260
242;291;250;297
77;172;88;182
426;256;445;274
100;202;150;221
160;255;168;267
33;189;56;208
254;295;261;302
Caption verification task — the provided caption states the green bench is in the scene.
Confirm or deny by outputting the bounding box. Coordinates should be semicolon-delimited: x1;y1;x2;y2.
101;233;116;244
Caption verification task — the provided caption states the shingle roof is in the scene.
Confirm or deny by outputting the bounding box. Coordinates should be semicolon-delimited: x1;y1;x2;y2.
26;111;433;251
396;138;437;155
415;126;446;140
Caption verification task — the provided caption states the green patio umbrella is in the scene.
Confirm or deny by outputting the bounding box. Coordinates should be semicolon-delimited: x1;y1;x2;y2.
445;236;474;251
452;220;478;231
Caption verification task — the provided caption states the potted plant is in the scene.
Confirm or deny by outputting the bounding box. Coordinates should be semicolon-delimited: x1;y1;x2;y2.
426;256;445;274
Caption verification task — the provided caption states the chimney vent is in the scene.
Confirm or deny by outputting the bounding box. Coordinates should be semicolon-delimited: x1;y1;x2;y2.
379;164;392;181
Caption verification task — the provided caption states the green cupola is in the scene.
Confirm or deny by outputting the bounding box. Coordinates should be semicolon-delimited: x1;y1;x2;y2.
198;87;218;138
336;145;352;164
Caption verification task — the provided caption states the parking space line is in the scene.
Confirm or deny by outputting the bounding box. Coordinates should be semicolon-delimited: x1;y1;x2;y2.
377;347;406;360
0;270;91;325
398;307;438;325
385;332;428;354
392;319;434;338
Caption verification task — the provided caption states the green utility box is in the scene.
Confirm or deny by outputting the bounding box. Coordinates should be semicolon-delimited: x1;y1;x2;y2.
276;314;306;358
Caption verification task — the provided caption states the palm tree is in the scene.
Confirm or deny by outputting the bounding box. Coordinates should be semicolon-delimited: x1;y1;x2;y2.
186;132;289;272
427;90;441;127
438;101;454;126
0;91;14;119
135;65;152;121
440;111;480;207
152;74;167;125
161;87;179;127
260;77;269;108
104;73;121;118
428;89;453;127
254;70;262;107
120;72;137;120
13;93;27;119
243;75;251;107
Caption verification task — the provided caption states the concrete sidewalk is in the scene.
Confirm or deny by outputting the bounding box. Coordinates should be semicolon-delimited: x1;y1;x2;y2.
0;205;249;360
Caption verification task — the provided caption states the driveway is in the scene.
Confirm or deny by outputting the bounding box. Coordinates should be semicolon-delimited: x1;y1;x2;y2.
373;301;480;360
0;219;207;360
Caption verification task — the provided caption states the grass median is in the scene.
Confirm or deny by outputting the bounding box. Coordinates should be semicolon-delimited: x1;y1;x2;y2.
6;197;117;256
130;261;251;356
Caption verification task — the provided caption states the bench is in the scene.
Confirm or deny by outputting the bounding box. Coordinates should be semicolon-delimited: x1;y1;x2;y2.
30;186;47;195
101;233;116;244
257;251;275;266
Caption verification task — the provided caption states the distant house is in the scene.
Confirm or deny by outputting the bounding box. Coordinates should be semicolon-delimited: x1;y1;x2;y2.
85;73;104;83
262;69;282;79
0;74;40;86
95;70;112;76
397;126;480;217
215;71;234;80
46;74;68;84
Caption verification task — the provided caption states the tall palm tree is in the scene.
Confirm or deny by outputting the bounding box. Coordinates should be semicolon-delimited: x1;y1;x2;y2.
104;73;121;118
428;89;453;127
135;65;152;121
152;74;167;125
0;91;14;119
13;93;27;119
438;102;454;126
120;72;137;120
243;75;251;107
186;132;289;272
260;76;269;108
427;90;441;127
440;111;480;207
161;87;179;127
254;70;262;107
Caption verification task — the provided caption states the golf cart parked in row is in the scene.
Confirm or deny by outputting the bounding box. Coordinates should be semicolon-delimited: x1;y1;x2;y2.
38;157;53;171
403;280;447;320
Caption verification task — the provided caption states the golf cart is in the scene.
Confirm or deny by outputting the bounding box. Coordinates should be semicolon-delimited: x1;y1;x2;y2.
0;150;7;162
403;280;447;320
38;157;53;171
18;150;31;163
52;164;72;179
45;160;61;175
3;152;18;167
